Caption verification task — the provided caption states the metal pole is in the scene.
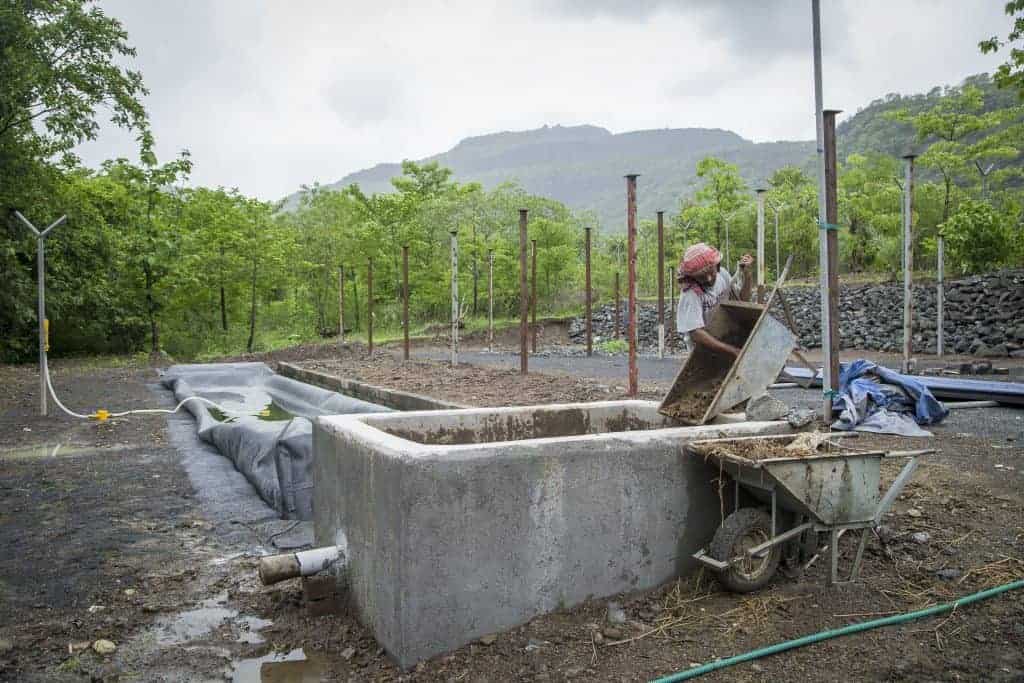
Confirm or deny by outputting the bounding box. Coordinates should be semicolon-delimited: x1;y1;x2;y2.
657;210;665;358
519;209;529;374
614;271;620;339
811;0;834;419
774;205;782;280
724;218;731;269
402;246;410;361
626;174;639;397
756;189;766;302
584;227;593;357
14;211;65;417
338;265;345;344
903;154;917;373
531;238;538;353
668;266;675;334
367;258;373;355
451;230;459;367
937;234;945;358
487;249;494;352
824;110;842;398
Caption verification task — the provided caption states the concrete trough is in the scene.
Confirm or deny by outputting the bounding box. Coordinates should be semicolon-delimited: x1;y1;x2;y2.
313;400;793;668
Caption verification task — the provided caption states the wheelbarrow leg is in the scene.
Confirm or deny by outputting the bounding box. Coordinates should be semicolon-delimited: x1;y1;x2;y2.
849;528;869;581
828;529;840;585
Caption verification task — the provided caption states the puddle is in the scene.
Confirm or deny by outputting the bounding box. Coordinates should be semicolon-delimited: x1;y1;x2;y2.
156;592;272;645
231;648;329;682
209;400;295;423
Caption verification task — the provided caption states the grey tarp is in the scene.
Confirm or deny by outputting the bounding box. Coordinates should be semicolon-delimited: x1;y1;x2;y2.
161;362;390;520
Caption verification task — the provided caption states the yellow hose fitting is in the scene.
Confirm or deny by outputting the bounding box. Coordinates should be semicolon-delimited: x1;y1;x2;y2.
93;409;110;421
44;318;50;352
259;409;271;418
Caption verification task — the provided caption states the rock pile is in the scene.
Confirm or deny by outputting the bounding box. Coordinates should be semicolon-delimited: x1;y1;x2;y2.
568;303;684;350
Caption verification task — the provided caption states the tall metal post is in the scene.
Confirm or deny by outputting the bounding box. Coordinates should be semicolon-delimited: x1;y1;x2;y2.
755;189;767;302
614;271;620;339
584;227;593;357
531;239;538;353
402;246;410;361
14;212;65;417
937;234;945;357
656;210;665;358
902;154;917;373
487;249;494;352
773;204;783;280
625;174;639;397
823;110;842;398
519;209;529;374
338;264;345;344
367;258;374;355
811;0;835;419
450;230;459;367
668;266;675;332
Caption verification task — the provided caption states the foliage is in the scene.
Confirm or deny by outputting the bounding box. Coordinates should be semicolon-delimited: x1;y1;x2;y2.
940;199;1015;274
980;1;1024;99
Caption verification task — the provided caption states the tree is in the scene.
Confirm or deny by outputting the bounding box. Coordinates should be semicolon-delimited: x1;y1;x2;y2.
981;1;1024;99
941;199;1012;273
683;157;749;248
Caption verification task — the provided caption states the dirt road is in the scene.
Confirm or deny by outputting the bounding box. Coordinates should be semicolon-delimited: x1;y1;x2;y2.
1;345;1022;681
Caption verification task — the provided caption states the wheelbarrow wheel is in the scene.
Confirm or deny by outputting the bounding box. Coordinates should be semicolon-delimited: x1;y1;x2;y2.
709;507;782;593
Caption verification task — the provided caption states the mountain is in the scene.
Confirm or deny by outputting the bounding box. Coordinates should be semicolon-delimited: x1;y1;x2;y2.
284;73;1017;229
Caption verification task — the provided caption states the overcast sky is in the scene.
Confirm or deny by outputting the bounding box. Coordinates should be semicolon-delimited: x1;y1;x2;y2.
77;0;1010;201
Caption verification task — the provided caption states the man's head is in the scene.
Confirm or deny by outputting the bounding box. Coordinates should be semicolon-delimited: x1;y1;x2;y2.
680;243;722;287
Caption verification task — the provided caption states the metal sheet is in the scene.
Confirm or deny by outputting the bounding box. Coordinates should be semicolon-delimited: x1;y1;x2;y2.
762;455;882;525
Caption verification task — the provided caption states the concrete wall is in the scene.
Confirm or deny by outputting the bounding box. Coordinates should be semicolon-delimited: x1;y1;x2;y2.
278;362;468;411
313;401;792;668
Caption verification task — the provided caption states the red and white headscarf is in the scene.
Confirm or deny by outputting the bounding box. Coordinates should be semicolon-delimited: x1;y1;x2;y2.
677;243;721;288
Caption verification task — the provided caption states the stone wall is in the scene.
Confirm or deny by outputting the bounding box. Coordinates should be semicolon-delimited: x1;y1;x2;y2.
569;269;1024;357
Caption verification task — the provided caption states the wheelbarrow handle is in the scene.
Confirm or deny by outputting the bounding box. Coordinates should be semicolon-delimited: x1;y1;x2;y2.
873;452;926;524
882;449;935;459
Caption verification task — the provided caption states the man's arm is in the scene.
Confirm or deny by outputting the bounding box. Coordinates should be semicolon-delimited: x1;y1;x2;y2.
736;254;753;301
691;328;741;357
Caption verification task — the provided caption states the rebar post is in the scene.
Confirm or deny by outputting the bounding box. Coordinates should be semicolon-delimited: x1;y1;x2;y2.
402;246;410;361
902;154;917;373
487;249;494;352
584;227;592;357
519;209;528;374
450;230;459;367
755;189;767;302
614;271;620;339
338;264;345;345
811;0;834;419
626;174;639;397
657;210;665;358
824;110;842;397
937;234;945;357
531;238;538;353
367;258;373;355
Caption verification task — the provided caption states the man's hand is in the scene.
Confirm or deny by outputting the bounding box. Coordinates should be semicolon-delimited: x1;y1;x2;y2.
690;328;741;358
738;253;754;270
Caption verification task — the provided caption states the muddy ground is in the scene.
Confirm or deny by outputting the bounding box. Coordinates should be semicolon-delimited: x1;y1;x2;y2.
1;343;1022;682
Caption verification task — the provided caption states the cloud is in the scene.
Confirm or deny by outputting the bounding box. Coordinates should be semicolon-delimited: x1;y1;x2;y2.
325;73;407;127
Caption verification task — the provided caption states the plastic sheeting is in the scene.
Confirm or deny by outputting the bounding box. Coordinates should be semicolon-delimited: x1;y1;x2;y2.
161;362;390;520
831;359;949;437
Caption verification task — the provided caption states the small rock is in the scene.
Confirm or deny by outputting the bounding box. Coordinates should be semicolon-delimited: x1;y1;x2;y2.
606;601;626;624
593;632;604;645
602;627;624;641
751;663;764;673
565;667;585;679
340;646;356;660
936;568;962;581
525;638;547;652
786;408;815;429
479;634;496;646
906;508;922;518
911;532;930;544
88;605;105;613
0;638;12;653
92;639;116;655
124;589;136;597
68;641;90;654
746;393;790;421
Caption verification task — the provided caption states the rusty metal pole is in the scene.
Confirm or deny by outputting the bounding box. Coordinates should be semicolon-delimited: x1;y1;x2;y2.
902;153;917;373
937;233;945;358
402;246;410;361
824;110;842;402
519;209;529;374
755;188;767;303
367;258;373;355
584;227;592;357
668;265;675;337
487;249;494;352
338;264;345;345
614;271;620;339
657;210;665;358
531;238;538;353
450;230;459;368
626;174;639;397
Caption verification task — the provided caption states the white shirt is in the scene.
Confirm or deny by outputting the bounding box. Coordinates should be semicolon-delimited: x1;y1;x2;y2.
675;268;741;342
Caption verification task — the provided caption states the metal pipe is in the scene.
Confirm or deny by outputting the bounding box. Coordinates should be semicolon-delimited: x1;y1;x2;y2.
451;230;459;367
402;246;410;361
773;204;783;281
626;174;639;397
614;271;620;339
811;0;833;420
657;210;665;358
531;238;538;353
367;258;373;355
937;234;945;358
519;209;528;374
584;227;592;357
824;110;842;402
902;154;917;373
487;249;494;352
338;265;345;345
756;189;766;302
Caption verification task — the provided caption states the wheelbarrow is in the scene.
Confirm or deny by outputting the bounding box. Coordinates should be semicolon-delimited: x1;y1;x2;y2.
686;434;932;592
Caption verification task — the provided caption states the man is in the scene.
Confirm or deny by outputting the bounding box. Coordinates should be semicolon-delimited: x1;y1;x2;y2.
675;242;753;357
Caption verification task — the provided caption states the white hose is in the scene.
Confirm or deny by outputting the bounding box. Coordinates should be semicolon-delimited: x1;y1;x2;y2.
44;358;252;421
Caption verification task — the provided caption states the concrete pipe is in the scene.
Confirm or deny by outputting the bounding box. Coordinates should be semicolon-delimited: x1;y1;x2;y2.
258;545;342;586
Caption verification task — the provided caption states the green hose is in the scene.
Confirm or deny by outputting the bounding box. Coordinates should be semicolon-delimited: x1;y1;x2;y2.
651;578;1024;682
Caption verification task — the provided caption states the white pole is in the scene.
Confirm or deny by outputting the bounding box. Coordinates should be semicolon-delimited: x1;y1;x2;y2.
902;156;916;373
937;234;944;358
811;0;833;418
450;231;459;367
756;189;766;302
487;249;494;352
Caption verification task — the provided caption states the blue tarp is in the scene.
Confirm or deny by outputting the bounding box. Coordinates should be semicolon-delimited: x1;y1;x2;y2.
832;360;949;436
